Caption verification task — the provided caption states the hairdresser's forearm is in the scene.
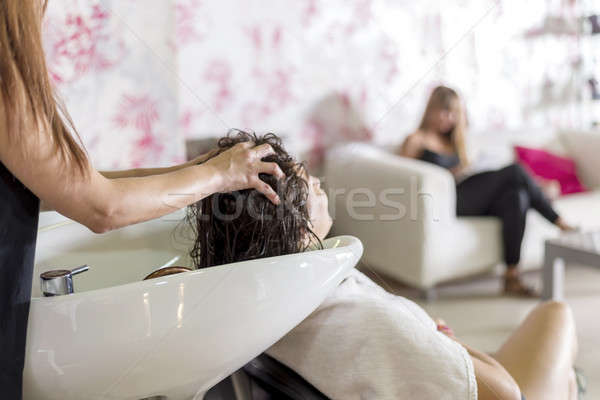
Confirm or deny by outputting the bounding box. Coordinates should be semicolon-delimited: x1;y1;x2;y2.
41;163;194;212
75;164;221;233
100;154;212;179
100;151;218;179
41;162;198;212
100;165;184;179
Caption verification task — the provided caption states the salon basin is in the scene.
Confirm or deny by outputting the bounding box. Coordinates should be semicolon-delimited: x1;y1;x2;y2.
24;211;363;400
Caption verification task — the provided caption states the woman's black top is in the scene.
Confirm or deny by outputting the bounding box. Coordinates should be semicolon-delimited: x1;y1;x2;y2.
0;161;40;399
419;148;460;170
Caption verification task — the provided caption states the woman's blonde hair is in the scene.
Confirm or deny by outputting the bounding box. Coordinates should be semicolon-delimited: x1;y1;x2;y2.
419;86;468;167
0;0;87;174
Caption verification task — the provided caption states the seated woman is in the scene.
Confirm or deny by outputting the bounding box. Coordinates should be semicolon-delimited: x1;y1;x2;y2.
398;86;575;297
189;131;580;400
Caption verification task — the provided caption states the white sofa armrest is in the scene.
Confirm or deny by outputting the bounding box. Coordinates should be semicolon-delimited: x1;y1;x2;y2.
559;130;600;189
324;143;457;287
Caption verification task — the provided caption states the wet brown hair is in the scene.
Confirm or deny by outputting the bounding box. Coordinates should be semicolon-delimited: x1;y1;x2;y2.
0;0;88;174
187;130;322;269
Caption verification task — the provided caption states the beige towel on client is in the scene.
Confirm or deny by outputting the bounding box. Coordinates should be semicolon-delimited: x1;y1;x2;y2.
267;270;477;400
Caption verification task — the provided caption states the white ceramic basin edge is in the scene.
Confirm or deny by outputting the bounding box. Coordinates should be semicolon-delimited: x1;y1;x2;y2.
25;212;363;400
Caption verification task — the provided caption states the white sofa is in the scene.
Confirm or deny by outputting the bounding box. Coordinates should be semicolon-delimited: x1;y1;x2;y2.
324;130;600;297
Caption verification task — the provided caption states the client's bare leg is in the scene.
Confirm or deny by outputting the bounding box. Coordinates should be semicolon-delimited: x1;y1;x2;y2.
492;301;578;400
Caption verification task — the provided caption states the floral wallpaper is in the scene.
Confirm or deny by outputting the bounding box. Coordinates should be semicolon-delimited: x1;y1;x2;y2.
43;0;600;170
43;0;181;169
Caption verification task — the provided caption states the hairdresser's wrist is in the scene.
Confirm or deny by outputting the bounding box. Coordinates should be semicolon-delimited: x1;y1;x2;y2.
192;162;226;199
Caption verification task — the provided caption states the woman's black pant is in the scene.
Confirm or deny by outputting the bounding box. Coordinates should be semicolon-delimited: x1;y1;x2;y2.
456;163;559;267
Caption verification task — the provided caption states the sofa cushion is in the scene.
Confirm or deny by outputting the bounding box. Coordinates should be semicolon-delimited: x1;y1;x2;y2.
554;190;600;229
514;145;587;195
468;128;570;173
559;130;600;189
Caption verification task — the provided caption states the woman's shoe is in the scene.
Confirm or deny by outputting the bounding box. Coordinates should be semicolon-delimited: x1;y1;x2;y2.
555;217;579;232
504;275;538;297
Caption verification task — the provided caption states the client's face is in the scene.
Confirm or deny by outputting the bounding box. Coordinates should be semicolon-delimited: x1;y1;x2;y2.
305;174;332;241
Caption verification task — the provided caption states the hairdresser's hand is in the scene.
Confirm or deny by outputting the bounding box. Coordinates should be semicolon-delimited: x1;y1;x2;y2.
204;142;285;204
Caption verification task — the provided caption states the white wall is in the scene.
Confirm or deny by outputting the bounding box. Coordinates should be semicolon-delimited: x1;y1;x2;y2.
44;0;600;169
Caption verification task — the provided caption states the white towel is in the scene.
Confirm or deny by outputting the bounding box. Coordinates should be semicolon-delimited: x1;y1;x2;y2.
267;270;477;400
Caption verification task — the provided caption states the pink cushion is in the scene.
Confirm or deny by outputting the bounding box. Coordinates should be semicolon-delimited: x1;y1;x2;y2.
514;146;587;195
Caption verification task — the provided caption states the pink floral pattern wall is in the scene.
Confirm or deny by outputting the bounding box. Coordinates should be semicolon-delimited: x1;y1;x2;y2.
44;0;181;169
43;0;599;169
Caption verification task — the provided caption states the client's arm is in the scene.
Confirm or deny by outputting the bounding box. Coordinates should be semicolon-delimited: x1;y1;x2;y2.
436;321;521;400
463;342;522;400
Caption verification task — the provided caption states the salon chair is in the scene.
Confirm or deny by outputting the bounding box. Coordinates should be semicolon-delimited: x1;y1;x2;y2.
207;354;329;400
242;354;329;399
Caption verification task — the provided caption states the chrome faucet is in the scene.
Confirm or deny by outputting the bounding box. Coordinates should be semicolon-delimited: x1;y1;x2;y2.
40;265;90;296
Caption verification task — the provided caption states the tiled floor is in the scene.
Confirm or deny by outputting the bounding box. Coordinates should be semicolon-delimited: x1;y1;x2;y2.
360;263;600;399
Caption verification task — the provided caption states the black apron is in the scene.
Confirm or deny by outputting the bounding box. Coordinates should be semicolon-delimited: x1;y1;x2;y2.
0;162;40;399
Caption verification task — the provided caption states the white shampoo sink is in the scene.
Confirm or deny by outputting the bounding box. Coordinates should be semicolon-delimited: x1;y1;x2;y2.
24;211;363;399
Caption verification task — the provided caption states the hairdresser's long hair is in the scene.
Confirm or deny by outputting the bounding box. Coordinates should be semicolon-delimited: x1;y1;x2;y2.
0;0;87;173
419;86;468;168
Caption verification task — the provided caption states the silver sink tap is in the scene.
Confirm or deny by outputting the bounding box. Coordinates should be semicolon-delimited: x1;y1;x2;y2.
40;265;89;296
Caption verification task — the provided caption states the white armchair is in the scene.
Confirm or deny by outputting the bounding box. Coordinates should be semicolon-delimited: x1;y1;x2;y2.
324;143;502;298
324;132;600;298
